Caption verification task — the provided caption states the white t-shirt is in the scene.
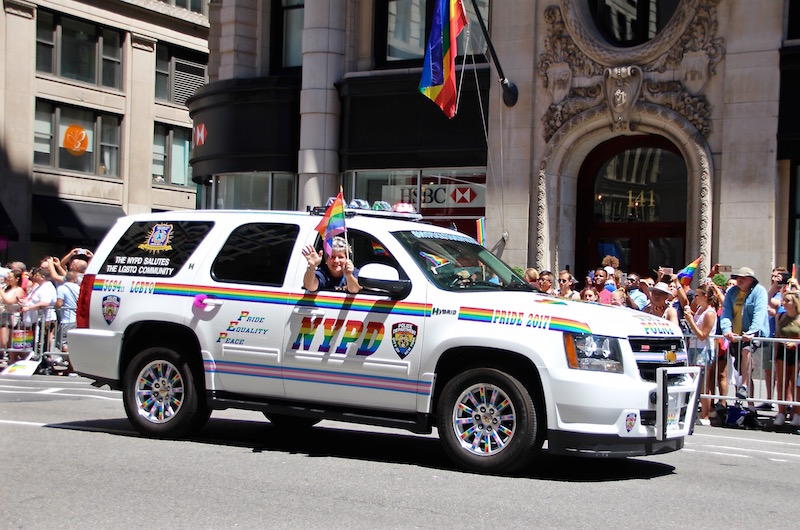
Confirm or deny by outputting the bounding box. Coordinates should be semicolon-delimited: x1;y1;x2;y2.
24;281;57;325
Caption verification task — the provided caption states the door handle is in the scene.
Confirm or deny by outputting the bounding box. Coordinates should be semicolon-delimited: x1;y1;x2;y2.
193;294;223;308
293;307;326;317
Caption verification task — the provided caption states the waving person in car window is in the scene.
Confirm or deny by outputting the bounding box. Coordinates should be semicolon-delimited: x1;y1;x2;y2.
302;236;362;294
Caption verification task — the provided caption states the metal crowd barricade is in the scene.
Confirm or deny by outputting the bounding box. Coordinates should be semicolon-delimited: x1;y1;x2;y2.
691;333;800;412
1;306;72;374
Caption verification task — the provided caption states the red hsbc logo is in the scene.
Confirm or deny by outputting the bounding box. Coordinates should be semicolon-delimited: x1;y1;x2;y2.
194;123;207;146
451;187;476;204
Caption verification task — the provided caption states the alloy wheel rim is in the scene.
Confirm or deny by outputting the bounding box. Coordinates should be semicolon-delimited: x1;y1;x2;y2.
452;383;516;456
134;360;184;423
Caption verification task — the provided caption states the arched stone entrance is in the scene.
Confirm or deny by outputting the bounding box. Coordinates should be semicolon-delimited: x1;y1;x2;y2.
535;102;713;279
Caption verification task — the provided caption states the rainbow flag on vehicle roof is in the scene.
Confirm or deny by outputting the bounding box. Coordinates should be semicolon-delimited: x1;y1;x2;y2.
677;256;702;286
315;188;346;256
419;0;469;118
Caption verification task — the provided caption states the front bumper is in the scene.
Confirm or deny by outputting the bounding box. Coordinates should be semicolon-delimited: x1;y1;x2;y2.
548;366;701;456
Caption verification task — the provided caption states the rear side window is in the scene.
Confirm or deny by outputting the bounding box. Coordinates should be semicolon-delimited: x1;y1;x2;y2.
212;223;300;286
101;221;214;277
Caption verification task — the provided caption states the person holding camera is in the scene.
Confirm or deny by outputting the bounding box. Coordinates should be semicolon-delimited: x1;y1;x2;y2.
763;267;791;409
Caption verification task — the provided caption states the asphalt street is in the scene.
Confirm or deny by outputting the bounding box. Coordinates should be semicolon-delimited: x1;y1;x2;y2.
1;375;800;529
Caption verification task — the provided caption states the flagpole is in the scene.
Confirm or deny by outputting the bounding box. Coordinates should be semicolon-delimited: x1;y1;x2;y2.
468;0;518;107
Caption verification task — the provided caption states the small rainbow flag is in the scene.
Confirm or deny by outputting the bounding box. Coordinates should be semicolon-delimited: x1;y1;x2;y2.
419;0;469;118
315;188;347;256
372;241;388;256
792;264;796;280
676;256;702;287
420;251;448;268
476;217;486;247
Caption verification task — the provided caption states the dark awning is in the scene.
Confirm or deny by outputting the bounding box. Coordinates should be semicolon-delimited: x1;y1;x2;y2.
0;202;19;241
31;195;125;243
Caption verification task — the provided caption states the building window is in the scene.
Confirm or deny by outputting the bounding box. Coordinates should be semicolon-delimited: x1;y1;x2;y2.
153;124;192;186
790;163;800;266
375;0;489;68
36;10;122;90
588;0;680;48
158;0;208;16
212;173;297;210
344;167;486;237
270;0;304;70
34;100;121;177
155;43;208;106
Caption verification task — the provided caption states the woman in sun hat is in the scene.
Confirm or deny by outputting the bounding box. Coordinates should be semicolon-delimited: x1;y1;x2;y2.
644;281;680;326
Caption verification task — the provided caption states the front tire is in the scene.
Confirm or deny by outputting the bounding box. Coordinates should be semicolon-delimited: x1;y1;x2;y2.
123;347;210;438
437;368;540;474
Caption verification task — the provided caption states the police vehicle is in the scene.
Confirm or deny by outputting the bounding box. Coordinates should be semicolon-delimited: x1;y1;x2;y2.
68;206;700;473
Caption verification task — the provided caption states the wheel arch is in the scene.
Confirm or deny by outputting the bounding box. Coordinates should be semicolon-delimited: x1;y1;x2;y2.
121;321;205;391
432;347;547;429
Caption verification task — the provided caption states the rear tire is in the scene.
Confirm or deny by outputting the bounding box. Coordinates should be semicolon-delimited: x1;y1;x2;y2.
123;347;210;438
437;368;540;474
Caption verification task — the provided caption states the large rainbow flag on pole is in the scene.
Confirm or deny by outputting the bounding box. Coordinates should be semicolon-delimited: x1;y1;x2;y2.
676;256;702;286
315;188;347;256
419;0;468;118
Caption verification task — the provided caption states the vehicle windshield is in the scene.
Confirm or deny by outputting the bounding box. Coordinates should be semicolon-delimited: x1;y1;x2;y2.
393;230;532;292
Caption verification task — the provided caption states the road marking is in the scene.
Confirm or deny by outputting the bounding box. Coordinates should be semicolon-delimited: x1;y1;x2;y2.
692;432;800;448
0;419;46;427
0;389;121;400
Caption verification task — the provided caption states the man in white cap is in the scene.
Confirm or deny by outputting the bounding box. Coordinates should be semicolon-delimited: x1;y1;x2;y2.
719;267;770;401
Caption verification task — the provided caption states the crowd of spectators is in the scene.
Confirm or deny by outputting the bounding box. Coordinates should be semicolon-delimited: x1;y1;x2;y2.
0;248;92;374
523;256;800;430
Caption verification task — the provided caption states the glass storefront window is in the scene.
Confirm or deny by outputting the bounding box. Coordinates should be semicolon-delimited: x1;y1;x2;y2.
213;172;297;210
345;167;487;237
593;147;687;223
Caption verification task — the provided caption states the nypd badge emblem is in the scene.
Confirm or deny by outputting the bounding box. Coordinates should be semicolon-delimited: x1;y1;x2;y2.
102;295;120;325
391;322;418;359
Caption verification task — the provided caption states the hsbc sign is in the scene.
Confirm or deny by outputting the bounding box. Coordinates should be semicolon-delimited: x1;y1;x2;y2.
382;184;485;208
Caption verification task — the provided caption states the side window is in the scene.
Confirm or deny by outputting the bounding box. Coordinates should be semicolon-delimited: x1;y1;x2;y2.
100;221;214;277
212;223;300;286
348;230;402;273
310;230;405;278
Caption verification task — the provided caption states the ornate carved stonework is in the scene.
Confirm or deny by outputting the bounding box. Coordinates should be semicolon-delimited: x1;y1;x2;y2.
4;0;35;18
537;0;725;142
603;66;642;132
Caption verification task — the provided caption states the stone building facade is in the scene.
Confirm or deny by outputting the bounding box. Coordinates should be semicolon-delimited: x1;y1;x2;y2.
190;0;796;281
0;0;208;263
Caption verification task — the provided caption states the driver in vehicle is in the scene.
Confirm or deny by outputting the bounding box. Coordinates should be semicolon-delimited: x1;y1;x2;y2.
302;236;362;294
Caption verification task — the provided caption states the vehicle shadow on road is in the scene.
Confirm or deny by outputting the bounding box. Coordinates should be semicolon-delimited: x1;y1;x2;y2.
48;416;675;481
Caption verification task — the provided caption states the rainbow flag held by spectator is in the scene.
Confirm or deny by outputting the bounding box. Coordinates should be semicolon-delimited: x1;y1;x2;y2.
419;0;469;118
677;256;702;286
315;189;347;256
476;217;486;247
793;264;796;280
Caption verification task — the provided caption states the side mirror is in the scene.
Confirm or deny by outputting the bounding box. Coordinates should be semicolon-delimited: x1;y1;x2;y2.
358;263;411;299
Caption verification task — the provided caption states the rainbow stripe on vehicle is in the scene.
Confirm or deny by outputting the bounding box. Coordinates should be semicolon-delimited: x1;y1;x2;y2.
93;279;432;317
204;359;432;396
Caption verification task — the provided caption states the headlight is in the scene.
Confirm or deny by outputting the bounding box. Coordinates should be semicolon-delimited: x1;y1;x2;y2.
563;333;624;373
